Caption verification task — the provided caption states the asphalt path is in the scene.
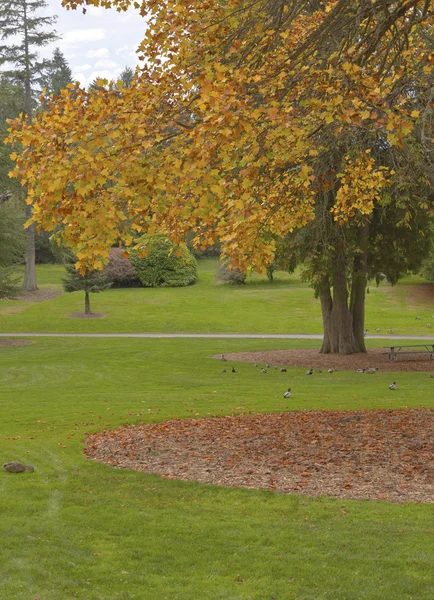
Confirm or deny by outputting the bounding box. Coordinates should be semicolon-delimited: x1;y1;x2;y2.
1;332;434;340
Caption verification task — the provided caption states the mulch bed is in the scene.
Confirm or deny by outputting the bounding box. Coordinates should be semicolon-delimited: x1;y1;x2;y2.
86;409;434;503
12;289;63;301
68;312;106;319
216;347;434;372
0;339;33;348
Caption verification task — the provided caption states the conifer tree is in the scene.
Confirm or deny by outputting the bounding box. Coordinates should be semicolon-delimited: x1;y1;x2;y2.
62;256;111;315
42;47;72;96
0;0;58;291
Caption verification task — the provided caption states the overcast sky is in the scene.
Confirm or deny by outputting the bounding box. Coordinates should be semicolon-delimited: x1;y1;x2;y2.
43;0;148;87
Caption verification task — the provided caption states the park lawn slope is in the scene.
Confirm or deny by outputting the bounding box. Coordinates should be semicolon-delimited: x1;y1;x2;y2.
0;261;434;334
1;337;434;599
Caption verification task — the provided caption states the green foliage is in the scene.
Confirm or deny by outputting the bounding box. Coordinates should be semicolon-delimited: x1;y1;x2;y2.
41;48;73;97
35;229;65;264
0;76;23;196
0;201;25;297
130;235;197;288
102;247;141;287
0;0;58;113
216;259;246;285
62;257;112;294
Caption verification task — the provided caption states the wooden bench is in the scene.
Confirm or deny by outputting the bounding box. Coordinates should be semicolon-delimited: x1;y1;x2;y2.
383;344;434;361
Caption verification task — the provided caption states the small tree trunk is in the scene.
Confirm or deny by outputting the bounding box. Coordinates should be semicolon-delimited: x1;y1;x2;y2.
22;202;37;291
84;291;91;314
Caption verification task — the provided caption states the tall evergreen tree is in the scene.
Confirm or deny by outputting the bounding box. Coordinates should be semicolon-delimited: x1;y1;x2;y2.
42;47;72;96
0;0;58;291
0;76;23;196
118;66;134;88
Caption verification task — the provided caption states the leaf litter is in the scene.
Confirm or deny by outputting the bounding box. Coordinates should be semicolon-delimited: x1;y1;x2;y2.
85;409;434;503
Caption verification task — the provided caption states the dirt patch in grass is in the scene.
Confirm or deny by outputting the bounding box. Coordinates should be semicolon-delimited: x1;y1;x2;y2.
68;312;106;319
85;409;434;503
215;347;434;372
0;339;33;348
13;288;63;302
403;283;434;308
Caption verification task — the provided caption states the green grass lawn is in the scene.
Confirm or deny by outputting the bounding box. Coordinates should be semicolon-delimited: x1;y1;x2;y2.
1;337;434;599
1;260;434;335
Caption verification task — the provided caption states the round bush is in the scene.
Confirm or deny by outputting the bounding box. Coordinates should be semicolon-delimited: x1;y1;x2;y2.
130;236;197;288
102;248;142;288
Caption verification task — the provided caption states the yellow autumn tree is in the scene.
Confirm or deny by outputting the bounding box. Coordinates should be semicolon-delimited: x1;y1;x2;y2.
7;0;434;353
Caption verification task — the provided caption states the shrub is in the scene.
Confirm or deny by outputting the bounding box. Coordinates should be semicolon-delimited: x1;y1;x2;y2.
102;248;142;288
216;260;246;285
130;235;197;287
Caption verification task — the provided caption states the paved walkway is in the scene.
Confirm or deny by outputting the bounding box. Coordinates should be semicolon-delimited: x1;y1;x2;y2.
1;332;434;340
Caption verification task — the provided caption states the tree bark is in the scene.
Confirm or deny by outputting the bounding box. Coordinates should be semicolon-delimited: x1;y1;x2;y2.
21;5;37;292
350;224;369;353
22;202;37;291
84;291;91;314
319;233;368;355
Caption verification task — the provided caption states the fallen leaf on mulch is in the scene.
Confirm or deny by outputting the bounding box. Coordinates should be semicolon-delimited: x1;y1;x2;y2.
85;409;434;503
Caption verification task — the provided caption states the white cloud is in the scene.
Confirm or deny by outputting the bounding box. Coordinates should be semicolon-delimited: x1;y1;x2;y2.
95;59;119;69
64;29;106;45
73;64;92;72
87;5;105;16
86;47;109;58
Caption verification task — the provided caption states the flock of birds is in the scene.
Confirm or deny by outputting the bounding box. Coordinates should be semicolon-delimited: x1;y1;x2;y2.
365;315;434;336
219;355;399;397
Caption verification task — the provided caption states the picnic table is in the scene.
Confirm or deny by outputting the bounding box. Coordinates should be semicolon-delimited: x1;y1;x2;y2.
383;344;434;361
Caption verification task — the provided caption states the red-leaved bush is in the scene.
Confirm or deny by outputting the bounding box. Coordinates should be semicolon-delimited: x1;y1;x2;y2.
102;248;142;287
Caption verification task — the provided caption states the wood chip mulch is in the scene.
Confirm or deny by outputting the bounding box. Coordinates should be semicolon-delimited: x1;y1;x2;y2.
0;339;33;348
85;409;434;503
216;347;434;372
12;288;63;301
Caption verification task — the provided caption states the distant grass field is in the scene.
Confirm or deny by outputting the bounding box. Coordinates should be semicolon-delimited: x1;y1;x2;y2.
1;260;433;335
1;336;434;599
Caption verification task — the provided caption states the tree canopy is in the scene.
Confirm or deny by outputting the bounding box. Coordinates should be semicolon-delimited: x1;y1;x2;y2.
8;0;433;271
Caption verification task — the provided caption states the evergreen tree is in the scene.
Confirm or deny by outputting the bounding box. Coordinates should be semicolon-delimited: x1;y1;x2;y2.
0;0;58;291
0;201;25;298
0;76;23;196
42;47;72;96
62;257;112;315
118;66;134;88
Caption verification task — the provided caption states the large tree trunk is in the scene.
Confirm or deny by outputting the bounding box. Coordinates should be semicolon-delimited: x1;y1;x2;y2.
84;291;91;314
350;224;369;353
22;202;37;291
320;230;368;355
22;12;37;292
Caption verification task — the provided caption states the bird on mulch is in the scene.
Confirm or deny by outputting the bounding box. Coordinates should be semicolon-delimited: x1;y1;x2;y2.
305;368;313;375
3;462;34;473
389;382;397;390
231;367;237;373
283;388;292;398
